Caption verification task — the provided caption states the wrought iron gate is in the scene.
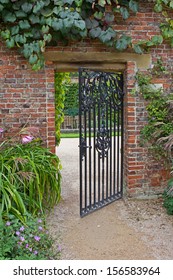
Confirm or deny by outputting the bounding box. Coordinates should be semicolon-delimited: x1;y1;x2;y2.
79;69;124;217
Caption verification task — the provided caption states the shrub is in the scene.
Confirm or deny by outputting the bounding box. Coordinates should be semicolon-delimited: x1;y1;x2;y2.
163;178;173;215
0;129;61;221
0;213;61;260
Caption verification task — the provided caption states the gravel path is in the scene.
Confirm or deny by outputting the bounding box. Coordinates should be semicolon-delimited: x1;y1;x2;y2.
47;138;173;260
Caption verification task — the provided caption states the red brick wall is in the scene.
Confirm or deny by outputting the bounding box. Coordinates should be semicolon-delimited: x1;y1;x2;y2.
0;43;56;152
0;1;172;196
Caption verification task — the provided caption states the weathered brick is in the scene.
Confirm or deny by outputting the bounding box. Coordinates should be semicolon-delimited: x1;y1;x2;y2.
0;1;172;197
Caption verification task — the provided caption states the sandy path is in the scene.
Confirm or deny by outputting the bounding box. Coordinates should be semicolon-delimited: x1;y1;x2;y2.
47;138;173;260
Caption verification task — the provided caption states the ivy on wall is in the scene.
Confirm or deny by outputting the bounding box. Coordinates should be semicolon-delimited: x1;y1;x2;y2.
0;0;172;70
54;72;70;145
136;61;173;163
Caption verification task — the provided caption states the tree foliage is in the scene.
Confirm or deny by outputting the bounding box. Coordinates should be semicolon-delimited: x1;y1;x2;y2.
0;0;172;69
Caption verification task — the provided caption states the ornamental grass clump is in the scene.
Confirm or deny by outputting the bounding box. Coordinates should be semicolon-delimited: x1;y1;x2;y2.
0;127;61;221
0;214;61;260
163;177;173;215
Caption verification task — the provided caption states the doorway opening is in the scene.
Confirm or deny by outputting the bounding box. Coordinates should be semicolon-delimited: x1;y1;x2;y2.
55;68;124;217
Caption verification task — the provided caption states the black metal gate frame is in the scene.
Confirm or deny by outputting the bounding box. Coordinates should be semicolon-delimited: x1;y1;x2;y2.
79;68;124;217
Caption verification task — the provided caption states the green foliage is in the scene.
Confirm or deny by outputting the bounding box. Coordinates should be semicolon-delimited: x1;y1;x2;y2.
136;64;173;162
0;0;172;69
163;178;173;215
0;214;61;259
64;79;79;116
0;141;61;221
55;72;70;145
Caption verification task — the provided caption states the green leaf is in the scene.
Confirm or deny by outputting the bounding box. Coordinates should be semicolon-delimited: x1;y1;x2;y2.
15;10;27;18
33;1;45;14
115;35;131;50
3;12;16;23
94;11;103;20
129;0;139;13
21;3;33;14
151;35;163;45
85;18;99;29
52;19;63;31
64;0;74;4
53;6;62;15
42;25;50;34
89;27;102;38
105;13;115;23
120;7;129;20
133;44;143;54
41;8;54;17
99;28;116;43
75;0;83;7
0;0;8;3
19;20;31;30
74;20;86;30
63;17;74;29
14;34;26;44
23;45;32;58
6;38;15;49
98;0;106;7
29;14;40;24
154;3;163;12
0;4;4;12
29;54;38;65
1;30;10;40
11;26;19;36
43;33;52;43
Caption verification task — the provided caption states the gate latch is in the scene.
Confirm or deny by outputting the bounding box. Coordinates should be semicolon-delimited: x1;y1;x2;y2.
79;138;92;160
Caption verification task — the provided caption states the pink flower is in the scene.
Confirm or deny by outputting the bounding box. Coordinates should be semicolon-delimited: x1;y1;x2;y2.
6;221;11;226
34;236;41;241
33;250;38;255
25;244;29;248
37;219;42;223
16;231;20;236
38;226;43;231
58;245;62;252
20;226;25;231
0;128;4;133
21;135;34;144
20;236;25;242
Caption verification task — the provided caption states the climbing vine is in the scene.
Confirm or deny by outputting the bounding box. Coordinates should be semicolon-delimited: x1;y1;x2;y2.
54;72;70;145
0;0;172;70
136;62;173;162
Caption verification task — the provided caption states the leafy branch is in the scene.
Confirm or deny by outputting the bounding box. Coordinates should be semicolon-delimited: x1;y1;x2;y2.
0;0;172;69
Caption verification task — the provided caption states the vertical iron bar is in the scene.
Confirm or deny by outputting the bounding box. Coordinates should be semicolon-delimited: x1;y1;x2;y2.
117;107;120;194
79;69;83;216
98;102;101;204
106;101;109;201
89;105;92;208
120;75;124;196
84;109;87;211
113;105;117;196
93;104;96;206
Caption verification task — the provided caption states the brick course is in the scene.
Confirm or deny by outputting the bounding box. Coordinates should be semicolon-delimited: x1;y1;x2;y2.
0;1;172;195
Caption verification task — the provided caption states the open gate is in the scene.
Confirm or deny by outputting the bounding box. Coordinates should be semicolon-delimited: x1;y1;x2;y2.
79;69;124;217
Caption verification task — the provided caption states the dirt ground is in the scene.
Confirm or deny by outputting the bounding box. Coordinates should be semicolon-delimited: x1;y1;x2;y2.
47;138;173;260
